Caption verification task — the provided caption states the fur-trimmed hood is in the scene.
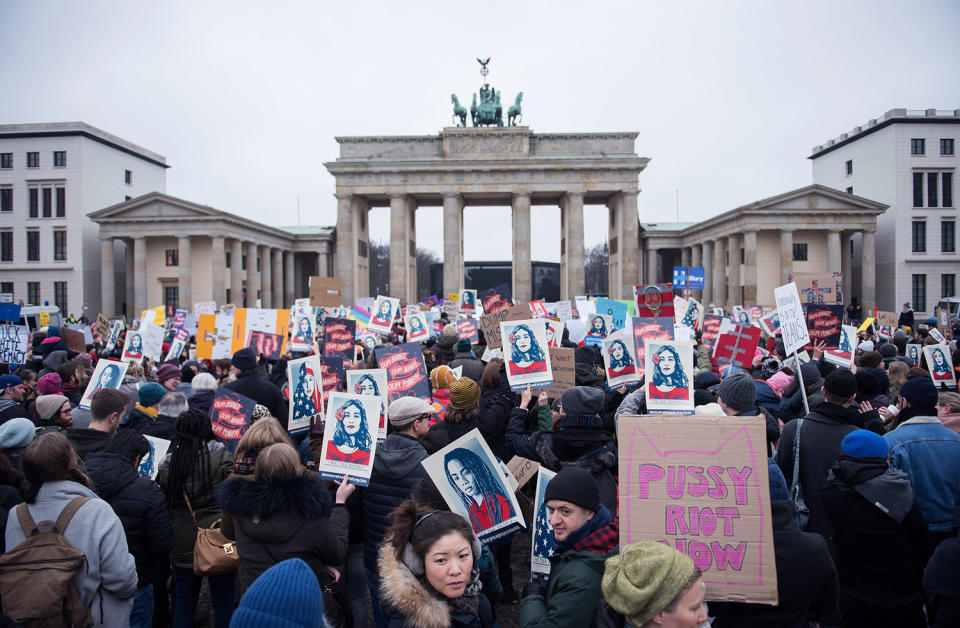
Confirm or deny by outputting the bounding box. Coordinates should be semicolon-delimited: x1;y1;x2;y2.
218;472;333;521
379;543;452;628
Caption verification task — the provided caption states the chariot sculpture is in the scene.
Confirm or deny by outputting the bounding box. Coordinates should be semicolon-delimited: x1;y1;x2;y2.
450;58;523;127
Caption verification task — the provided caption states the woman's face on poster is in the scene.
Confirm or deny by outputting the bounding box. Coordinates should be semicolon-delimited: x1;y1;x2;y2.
591;317;603;331
359;379;376;396
342;404;363;433
298;318;310;334
934;350;946;367
130;334;141;350
364;337;376;350
738;311;748;323
657;348;676;375
447;459;479;497
99;367;116;388
611;342;624;360
410;317;422;332
379;301;392;317
303;370;316;393
545;326;555;343
514;328;532;352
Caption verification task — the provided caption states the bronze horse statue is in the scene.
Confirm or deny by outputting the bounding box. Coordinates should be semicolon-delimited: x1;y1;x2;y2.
451;94;467;127
508;92;523;126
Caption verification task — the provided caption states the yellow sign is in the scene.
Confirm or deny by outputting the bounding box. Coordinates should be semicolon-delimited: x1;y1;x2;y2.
38;311;50;327
857;317;875;333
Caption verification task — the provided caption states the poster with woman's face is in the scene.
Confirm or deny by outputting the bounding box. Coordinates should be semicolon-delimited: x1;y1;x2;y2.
79;359;129;408
460;290;477;312
545;320;564;348
345;368;388;441
138;435;170;481
500;319;554;392
530;467;557;574
421;428;524;544
121;332;144;362
924;345;957;387
758;311;781;338
405;313;429;343
602;332;642;389
287;355;324;435
290;314;316;353
584;313;613;348
824;325;858;368
906;343;922;367
368;296;400;334
644;340;695;414
317;392;381;487
732;306;753;326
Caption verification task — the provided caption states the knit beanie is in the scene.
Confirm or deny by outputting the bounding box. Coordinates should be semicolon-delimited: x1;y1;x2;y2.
430;365;457;390
878;343;898;359
602;541;696;626
37;372;62;395
231;558;325;628
543;466;600;512
853;369;879;398
232;347;258;371
138;382;166;408
859;340;875;352
36;394;69;421
824;369;857;399
456;338;472;352
0;418;35;450
795;362;824;391
899;377;938;407
767;459;790;502
448;377;481;410
437;324;459;349
858;350;883;369
717;371;755;413
560;386;604;417
766;371;792;397
156;363;181;384
251;404;272;423
841;429;889;459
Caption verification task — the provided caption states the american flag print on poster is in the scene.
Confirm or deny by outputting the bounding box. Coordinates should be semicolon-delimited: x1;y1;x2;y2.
287;355;324;435
531;467;557;574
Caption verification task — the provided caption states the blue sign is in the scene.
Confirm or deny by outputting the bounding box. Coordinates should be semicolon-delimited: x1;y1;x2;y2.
0;304;21;323
595;297;628;330
688;267;705;290
672;266;688;290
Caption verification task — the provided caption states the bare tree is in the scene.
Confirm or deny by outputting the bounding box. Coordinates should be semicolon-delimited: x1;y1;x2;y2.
584;241;609;296
369;240;389;296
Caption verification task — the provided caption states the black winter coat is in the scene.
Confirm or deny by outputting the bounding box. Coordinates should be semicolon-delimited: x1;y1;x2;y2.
449;352;485;384
924;533;960;628
85;452;175;586
224;372;288;429
64;427;113;460
141;414;177;440
421;391;514;460
188;390;216;416
217;472;350;594
121;407;156;434
362;434;428;573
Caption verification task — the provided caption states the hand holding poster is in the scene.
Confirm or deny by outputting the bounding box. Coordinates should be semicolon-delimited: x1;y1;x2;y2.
500;320;554;391
774;282;810;355
323;318;356;362
602;332;641;389
368;296;400;334
531;467;558;574
617;414;777;604
317;392;381;487
79;359;128;408
209;388;255;451
924;344;957;388
375;342;431;403
644;340;695;414
345;369;389;441
287;355;324;435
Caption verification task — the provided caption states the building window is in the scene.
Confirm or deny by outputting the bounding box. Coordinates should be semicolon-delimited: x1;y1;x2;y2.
913;171;954;208
53;230;67;261
912;274;926;312
0;153;11;169
792;243;808;261
42;188;52;218
54;281;67;313
0;231;12;262
256;258;261;272
53;151;66;167
944;221;956;253
124;170;132;185
913;172;924;207
0;188;11;213
55;187;65;217
943;274;956;298
164;287;179;316
241;255;247;271
28;188;38;218
850;239;854;255
225;288;231;303
942;139;955;155
944;172;953;207
225;252;231;268
911;138;926;155
165;249;178;266
912;220;926;252
845;160;853;175
27;282;39;305
740;248;744;264
846;186;853;194
928;172;939;207
26;231;39;262
26;152;39;168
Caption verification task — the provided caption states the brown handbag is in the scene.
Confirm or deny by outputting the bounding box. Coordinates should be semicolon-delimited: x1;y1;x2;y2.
183;490;239;576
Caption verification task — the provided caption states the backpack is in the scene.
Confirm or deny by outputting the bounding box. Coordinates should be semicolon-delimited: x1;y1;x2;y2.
0;497;93;627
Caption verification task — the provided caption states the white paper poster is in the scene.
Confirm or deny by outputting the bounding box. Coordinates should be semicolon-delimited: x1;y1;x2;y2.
345;369;389;441
317;392;382;487
78;359;129;408
500;319;554;392
774;283;810;355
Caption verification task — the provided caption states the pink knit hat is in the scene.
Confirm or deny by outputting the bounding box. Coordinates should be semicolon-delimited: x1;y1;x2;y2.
37;373;62;395
766;371;792;398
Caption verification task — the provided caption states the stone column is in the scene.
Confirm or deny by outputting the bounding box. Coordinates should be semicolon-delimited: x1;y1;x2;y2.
178;235;192;310
335;194;357;306
827;229;842;272
443;193;464;296
743;230;758;305
283;252;294;304
100;238;114;317
318;246;330;277
230;239;243;306
727;234;741;306
562;192;585;299
211;236;226;305
841;232;852;306
272;248;283;308
712;238;726;307
681;247;691;268
779;229;794;284
862;229;876;312
512;192;532;301
133;236;146;317
124;240;134;318
260;246;271;308
647;246;658;284
607;191;640;299
246;241;260;307
390;194;415;302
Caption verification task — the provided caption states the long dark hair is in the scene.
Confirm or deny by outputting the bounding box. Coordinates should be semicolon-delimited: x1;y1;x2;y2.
165;409;217;509
443;447;510;526
607;339;634;369
332;398;373;451
508;324;546;363
22;433;91;503
651;344;689;389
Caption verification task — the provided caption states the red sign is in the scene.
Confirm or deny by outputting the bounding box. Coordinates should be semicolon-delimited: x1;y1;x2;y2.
701;314;723;351
632;317;674;375
714;325;762;369
633;284;675;319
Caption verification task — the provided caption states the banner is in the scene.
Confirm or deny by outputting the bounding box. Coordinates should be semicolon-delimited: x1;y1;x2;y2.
631;317;674;376
316;392;381;487
688;267;705;290
501;319;554;391
0;325;29;365
375;342;431;403
479;283;513;315
209;388;255;451
644;340;695;414
539;347;576;398
323;318;356;362
774;282;810;355
287;355;324;435
531;467;558;574
618;414;777;604
804;304;844;349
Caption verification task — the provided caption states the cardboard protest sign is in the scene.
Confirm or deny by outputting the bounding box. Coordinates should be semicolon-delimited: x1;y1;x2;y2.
804;304;844;350
457;318;479;344
875;310;898;329
345;369;389;441
506;457;541;492
138;436;170;481
78;359;128;408
193;301;217;316
634;284;675;319
645;340;695;414
714;325;762;370
758;311;781;338
618;414;777;604
166;328;190;362
480;283;513;315
375;342;431;403
287;355;324;436
316;392;381;487
501;320;554;392
479;303;530;350
460;289;478;312
632;317;674;376
584;313;613;348
308;276;343;308
595;298;628;330
531;467;558;574
405;313;430;342
555;301;573;322
539;347;575;398
700;315;723;351
906;344;922;367
209;388;255;451
368;296;400;334
61;327;85;353
824;325;858;368
925;344;957;388
323;318;356;362
775;282;810;355
678;297;704;332
421;428;525;543
790;272;842;304
544;320;564;348
602;332;642;389
0;325;29;366
93;313;111;339
247;330;284;359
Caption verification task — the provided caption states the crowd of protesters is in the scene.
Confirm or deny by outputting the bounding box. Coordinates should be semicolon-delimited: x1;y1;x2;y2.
0;306;957;628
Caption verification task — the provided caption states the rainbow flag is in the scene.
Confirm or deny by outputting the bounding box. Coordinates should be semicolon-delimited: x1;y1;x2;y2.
349;305;371;336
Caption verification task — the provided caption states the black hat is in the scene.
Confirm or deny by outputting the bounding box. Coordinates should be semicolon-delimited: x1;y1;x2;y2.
824;369;857;399
560;386;604;417
232;347;258;371
544;467;600;512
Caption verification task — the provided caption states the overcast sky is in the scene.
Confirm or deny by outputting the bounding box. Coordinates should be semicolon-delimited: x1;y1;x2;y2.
3;0;958;262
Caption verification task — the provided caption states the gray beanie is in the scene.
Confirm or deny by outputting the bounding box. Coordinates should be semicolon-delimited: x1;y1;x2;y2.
560;386;604;417
718;370;756;413
437;323;459;349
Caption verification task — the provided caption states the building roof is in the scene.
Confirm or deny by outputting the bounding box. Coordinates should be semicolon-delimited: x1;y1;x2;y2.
0;122;168;168
809;108;960;159
277;225;335;236
640;222;697;232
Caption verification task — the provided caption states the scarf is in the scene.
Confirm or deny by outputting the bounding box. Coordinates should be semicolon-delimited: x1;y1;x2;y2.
135;403;158;418
232;447;261;475
556;503;613;554
402;532;483;620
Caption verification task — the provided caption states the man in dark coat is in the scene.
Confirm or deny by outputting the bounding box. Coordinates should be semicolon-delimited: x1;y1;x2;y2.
85;429;175;627
899;302;915;330
121;382;166;433
0;374;28;425
361;396;432;628
65;388;125;459
449;339;485;384
223;348;288;428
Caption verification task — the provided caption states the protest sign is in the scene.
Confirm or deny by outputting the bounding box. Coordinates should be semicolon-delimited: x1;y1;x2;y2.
906;344;922;367
231;308;289;356
121;331;145;362
247;330;284;359
925;344;957;388
137;435;170;481
93;313;110;340
460;289;478;312
193;301;217;316
929;328;946;343
774;282;810;355
139;323;165;361
368;296;400;334
634;283;675;319
804;304;844;349
319;357;344;404
700;315;723;351
375;342;430;403
501;319;554;392
618;414;777;604
539;347;575;398
0;325;29;365
789;272;842;304
714;325;762;370
688;267;705;290
62;327;86;353
758;311;781;338
105;319;123;351
584;313;613;347
644;340;695;414
0;304;22;323
823;325;858;367
209;388;255;451
750;305;764;322
457;318;479;344
545;320;564;348
602;332;642;389
529;300;548;319
506;457;541;492
38;311;50;328
323;318;356;362
405;313;430;342
555;300;573;321
731;306;753;326
287;355;324;435
290;310;317;352
531;467;558;575
479;303;529;349
308;276;343;308
782;351;811;369
672;266;688;290
678;297;704;332
875;310;898;328
195;313;234;360
421;428;525;544
479;283;513;315
172;309;188;330
345;369;389;441
632;317;674;376
165;328;190;362
316;392;381;487
595;298;628;330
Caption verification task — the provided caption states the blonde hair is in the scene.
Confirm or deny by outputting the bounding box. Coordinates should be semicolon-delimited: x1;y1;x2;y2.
235;417;292;460
887;361;908;392
254;443;303;480
939;391;960;413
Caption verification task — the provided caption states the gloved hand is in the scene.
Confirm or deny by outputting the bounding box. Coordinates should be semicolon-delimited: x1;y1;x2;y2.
521;573;549;598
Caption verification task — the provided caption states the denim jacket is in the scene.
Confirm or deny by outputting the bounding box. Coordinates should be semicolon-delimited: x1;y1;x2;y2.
884;416;960;532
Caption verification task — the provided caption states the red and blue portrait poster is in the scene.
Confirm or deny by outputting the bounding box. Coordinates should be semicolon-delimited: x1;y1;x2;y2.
209;388;255;452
